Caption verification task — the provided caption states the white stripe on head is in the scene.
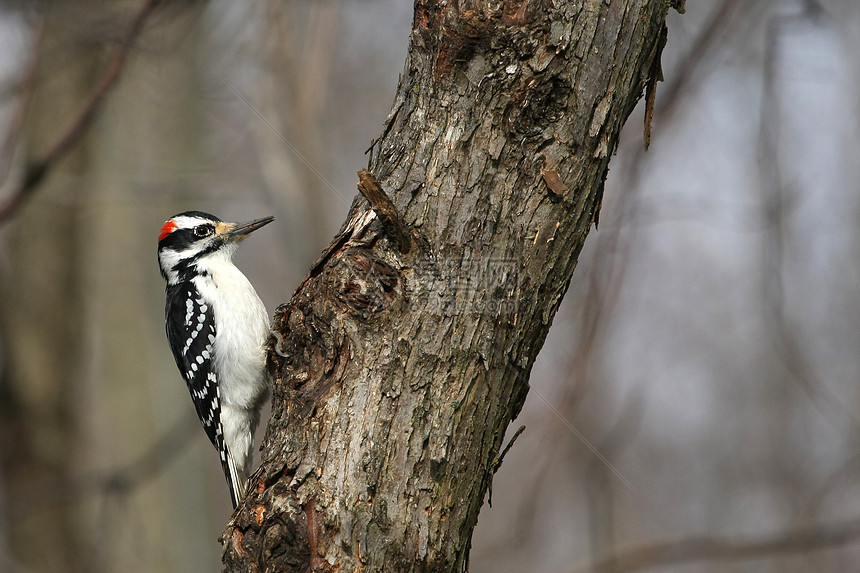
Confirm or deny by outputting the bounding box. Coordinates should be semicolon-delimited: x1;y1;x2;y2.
170;214;216;230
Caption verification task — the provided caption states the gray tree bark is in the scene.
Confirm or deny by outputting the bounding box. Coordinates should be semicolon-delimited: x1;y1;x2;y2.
221;1;677;571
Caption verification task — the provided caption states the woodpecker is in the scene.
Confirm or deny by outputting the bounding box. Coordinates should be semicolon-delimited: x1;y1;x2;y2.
157;211;273;509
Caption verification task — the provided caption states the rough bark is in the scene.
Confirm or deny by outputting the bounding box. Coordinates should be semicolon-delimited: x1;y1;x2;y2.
222;1;674;571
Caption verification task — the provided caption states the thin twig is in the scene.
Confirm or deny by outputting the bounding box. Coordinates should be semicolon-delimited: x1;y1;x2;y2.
487;425;526;507
0;0;165;223
492;425;526;474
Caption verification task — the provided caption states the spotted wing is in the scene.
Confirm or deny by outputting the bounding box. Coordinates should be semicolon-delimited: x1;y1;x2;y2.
165;282;223;452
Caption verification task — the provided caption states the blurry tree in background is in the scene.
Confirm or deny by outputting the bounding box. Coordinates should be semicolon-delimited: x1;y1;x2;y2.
0;1;858;573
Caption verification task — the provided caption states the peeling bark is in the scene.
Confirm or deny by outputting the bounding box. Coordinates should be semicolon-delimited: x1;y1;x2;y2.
222;1;675;571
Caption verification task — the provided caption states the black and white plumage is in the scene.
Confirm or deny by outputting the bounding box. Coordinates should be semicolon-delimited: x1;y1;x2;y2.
158;211;273;509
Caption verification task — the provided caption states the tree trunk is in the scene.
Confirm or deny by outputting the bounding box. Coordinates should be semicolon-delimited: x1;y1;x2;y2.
221;1;675;571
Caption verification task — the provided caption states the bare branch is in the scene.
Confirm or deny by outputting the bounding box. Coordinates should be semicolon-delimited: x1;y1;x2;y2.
0;15;43;193
0;0;165;223
356;169;412;253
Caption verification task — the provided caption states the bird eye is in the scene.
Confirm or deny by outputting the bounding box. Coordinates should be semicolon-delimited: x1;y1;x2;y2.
194;225;211;237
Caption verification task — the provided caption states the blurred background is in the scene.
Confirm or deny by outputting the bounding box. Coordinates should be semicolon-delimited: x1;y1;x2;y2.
1;1;859;572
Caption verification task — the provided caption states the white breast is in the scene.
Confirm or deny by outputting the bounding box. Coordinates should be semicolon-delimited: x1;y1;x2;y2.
192;250;270;411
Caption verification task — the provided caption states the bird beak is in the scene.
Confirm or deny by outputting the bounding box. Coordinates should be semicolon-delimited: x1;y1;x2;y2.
221;216;275;242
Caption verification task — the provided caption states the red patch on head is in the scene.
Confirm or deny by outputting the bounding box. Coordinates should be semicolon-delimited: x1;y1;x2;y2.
159;220;177;242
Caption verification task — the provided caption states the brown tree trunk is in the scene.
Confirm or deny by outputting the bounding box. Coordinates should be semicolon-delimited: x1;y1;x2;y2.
222;1;676;571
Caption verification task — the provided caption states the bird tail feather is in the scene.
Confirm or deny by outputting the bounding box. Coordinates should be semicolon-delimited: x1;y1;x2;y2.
222;449;247;510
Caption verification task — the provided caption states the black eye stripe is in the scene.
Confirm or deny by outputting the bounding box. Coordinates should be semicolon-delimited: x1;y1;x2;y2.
158;224;214;250
194;225;211;237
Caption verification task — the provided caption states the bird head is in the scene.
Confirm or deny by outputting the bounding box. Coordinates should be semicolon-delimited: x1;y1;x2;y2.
157;211;274;283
